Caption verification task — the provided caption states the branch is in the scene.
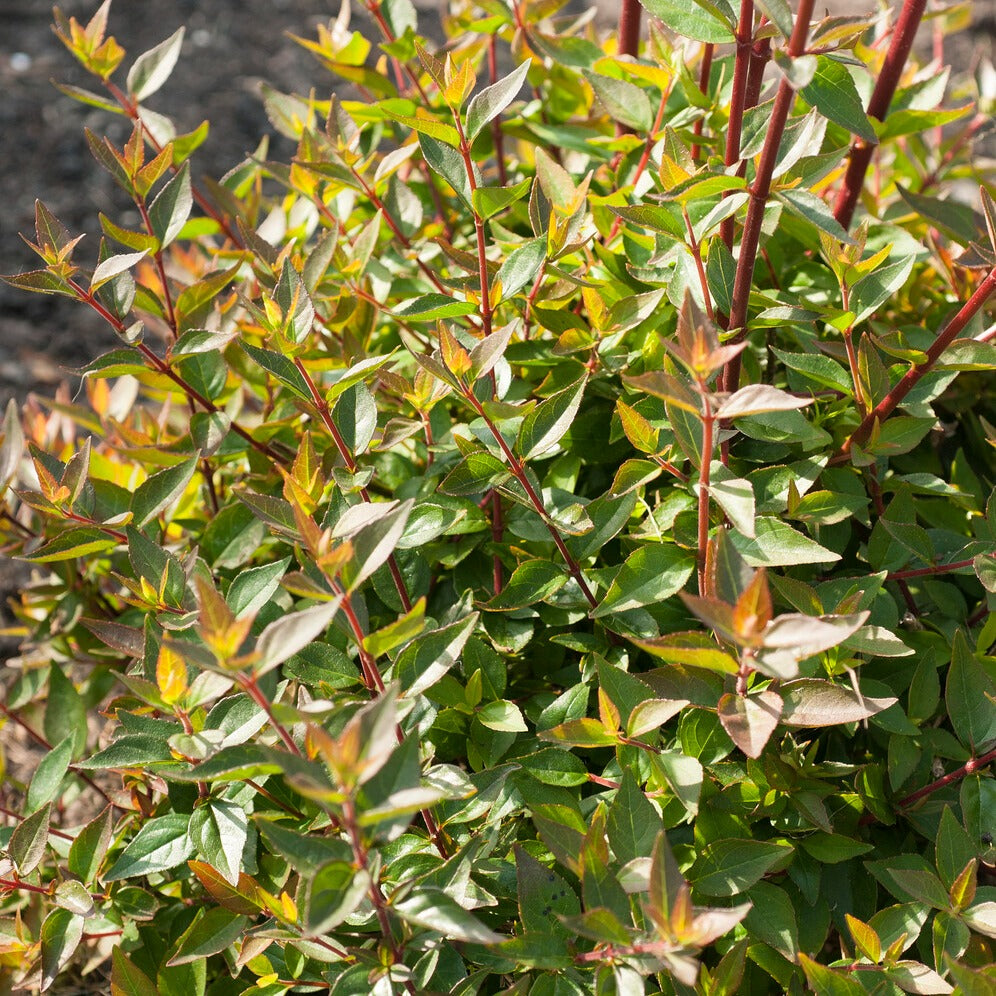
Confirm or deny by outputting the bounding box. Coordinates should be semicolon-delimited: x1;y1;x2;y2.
721;0;816;392
618;0;642;58
463;390;599;610
832;0;928;229
720;0;756;253
835;265;996;461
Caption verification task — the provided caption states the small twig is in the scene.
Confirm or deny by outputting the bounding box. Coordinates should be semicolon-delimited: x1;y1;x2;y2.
877;746;996;821
236;674;302;756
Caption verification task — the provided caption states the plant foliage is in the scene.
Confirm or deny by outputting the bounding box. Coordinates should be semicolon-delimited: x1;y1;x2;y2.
2;0;996;992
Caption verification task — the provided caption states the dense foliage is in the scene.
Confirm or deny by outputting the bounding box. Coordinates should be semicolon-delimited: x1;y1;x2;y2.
2;0;996;992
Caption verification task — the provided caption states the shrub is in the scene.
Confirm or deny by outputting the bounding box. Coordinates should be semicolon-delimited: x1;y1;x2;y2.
2;0;996;992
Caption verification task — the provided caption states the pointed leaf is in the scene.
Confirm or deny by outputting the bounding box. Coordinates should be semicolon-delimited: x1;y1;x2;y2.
466;60;530;140
127;27;185;101
718;690;783;758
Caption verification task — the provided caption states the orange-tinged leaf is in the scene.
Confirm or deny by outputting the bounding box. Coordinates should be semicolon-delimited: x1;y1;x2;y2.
188;860;264;915
733;568;772;642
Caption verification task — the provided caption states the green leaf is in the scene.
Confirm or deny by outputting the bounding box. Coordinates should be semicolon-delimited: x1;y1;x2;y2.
799;833;875;863
127;27;185;101
167;907;248;966
584;71;653;131
798;954;866;996
800;56;876;143
776;187;855;244
299;860;369;934
396;612;479;696
68;807;114;884
515;747;589;787
104;813;194;880
189;799;247;886
883;961;954;994
148;163;192;248
691;838;793;897
850;255;916;324
440;451;511;496
340;498;412;591
607;770;663;864
53;881;93;918
745;881;799;958
393;293;477;321
945;631;996;749
539;717;619;748
496;238;547;301
709;474;756;537
517;376;587;460
477;700;528;732
868;859;951;909
730;518;840;567
639;0;735;42
227;558;291;618
254;597;342;676
466;60;530;140
631;631;739;673
593;543;696;617
90;250;148;290
935;807;976;891
131;455;198;527
254;817;351;874
9;802;51;876
515;845;581;938
420;133;475;208
896;184;980;245
780;679;897;727
472;178;532;221
26;739;73;813
40;908;85;992
772;348;854;394
394;887;502;943
23;527;119;564
241;341;311;398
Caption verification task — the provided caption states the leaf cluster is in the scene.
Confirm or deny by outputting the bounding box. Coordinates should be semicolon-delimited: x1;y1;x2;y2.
1;0;996;993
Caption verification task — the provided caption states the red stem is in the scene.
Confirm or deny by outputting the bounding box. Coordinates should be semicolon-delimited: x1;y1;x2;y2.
67;278;285;465
897;746;996;811
744;33;771;110
720;0;756;252
697;390;715;593
832;0;928;230
237;675;302;756
464;391;598;610
690;44;714;163
836;266;996;460
618;0;642;58
887;557;975;581
292;358;413;613
721;0;816;392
